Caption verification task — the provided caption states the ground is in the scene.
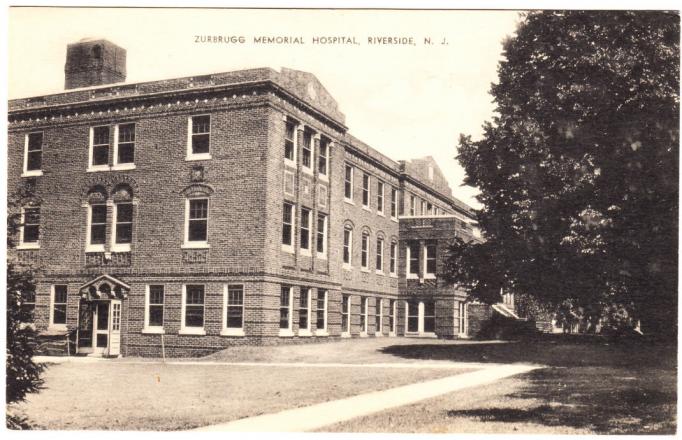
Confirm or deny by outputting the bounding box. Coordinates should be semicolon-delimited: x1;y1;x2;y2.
8;335;677;433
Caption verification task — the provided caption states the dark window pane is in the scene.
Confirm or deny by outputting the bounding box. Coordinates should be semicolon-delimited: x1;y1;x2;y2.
118;124;135;142
285;139;294;160
91;224;106;244
53;305;67;324
93;145;109;165
282;224;292;246
118;143;134;164
192;115;210;134
189;199;208;219
185;306;204;327
192;134;210;154
93;126;110;145
424;316;435;333
91;205;107;223
149;286;164;304
408;316;419;333
116;224;132;244
186;286;204;304
117;203;133;223
97;303;109;330
54;285;67;303
188;219;207;241
96;333;108;348
24;224;40;243
149;305;164;327
27;150;42;171
28;132;43;151
227;308;243;328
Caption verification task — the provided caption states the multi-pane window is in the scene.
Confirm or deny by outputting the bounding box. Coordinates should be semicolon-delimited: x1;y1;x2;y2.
424;302;436;333
52;285;67;326
360;297;368;333
284;121;296;161
344;164;353;200
341;294;350;333
377;181;384;214
21;290;36;322
388;299;396;334
300;208;311;252
280;286;292;330
316;290;327;331
21;207;40;245
301;131;312;169
299;287;310;331
316;214;327;256
318;139;329;176
184;285;205;328
427;202;433;215
407;300;419;333
425;243;437;276
343;227;352;266
375;299;382;334
91;126;110;167
362;174;370;207
408;242;420;276
361;232;369;269
25;132;43;173
391;188;398;218
376;237;384;272
421;200;427;215
226;285;244;329
410;195;416;216
390;242;397;275
116;123;135;164
190;115;210;156
282;202;294;247
114;203;133;245
89;204;107;245
187;199;208;243
147;285;164;328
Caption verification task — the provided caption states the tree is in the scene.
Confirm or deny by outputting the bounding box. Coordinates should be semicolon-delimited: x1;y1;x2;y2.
452;11;679;338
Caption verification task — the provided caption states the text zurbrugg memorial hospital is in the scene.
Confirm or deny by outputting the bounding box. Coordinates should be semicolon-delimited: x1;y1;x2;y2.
195;35;428;45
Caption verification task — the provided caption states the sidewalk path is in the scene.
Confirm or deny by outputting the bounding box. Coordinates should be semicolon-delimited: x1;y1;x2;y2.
194;363;539;432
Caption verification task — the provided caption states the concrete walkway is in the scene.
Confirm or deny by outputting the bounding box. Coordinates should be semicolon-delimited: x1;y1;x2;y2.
194;363;539;432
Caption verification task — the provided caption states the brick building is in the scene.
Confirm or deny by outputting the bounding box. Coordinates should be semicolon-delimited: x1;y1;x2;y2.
8;39;485;357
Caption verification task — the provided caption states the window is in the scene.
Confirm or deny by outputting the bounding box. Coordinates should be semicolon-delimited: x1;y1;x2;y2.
343;226;352;268
391;188;398;219
21;290;36;322
301;131;312;170
410;195;416;216
115;123;135;166
390;242;397;275
421;200;427;215
407;242;420;277
316;213;327;257
282;202;294;250
389;299;396;334
375;299;382;335
51;285;67;326
427;202;433;215
284;120;296;161
186;198;209;245
300;208;311;253
362;174;370;208
376;237;384;273
299;287;311;333
182;285;205;332
424;302;436;333
90;126;110;168
223;285;244;334
344;164;353;201
113;202;133;250
23;132;43;175
425;243;437;277
88;204;107;250
360;297;368;334
318;138;329;177
407;300;419;333
318;184;328;208
188;115;210;159
341;294;350;334
361;232;369;270
20;207;40;247
280;286;293;334
145;285;164;330
377;180;384;215
316;289;327;333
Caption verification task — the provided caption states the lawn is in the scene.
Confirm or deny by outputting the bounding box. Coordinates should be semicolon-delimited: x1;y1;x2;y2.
9;361;470;430
322;335;677;434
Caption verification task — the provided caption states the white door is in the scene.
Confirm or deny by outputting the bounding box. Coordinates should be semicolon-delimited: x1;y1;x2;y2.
92;301;110;355
108;300;122;357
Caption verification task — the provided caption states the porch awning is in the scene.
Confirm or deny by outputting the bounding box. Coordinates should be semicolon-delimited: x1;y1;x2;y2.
79;274;131;301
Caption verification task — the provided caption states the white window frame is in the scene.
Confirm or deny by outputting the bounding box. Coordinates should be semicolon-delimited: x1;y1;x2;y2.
389;241;398;277
315;289;328;336
424;243;437;279
221;284;245;336
111;202;132;253
390;188;398;221
361;232;370;272
341;294;351;337
405;300;420;334
407;242;419;279
421;200;427;215
186;115;212;161
375;298;383;336
343;227;353;270
279;286;294;337
318;138;330;181
143;284;165;334
88;125;111;172
389;300;397;336
375;237;384;275
183;198;210;249
180;284;206;335
283;119;298;168
377;180;385;216
301;130;314;175
49;284;68;330
300;207;312;256
316;213;328;259
298;287;312;336
360;297;369;336
362;173;371;210
282;202;295;253
18;207;40;250
344;164;354;204
112;123;136;170
410;195;416;216
22;132;43;177
85;202;107;253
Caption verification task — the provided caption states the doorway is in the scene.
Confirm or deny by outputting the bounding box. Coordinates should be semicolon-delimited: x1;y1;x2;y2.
77;299;122;356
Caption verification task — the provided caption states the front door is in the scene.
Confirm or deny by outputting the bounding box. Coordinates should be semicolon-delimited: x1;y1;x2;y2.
92;301;110;355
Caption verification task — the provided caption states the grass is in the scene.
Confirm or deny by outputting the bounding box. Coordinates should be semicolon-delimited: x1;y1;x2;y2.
9;361;469;430
322;335;677;434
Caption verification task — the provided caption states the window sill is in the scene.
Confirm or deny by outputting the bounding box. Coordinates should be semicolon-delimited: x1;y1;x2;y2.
179;328;206;336
375;332;384;337
318;174;329;182
142;327;165;334
314;330;329;337
391;217;399;223
284;158;297;169
111;163;136;171
181;242;210;249
85;245;106;253
300;249;312;257
344;198;355;206
221;328;245;337
390;273;398;278
343;264;352;271
48;324;67;332
21;170;43;178
377;212;385;217
279;329;294;337
375;270;384;276
281;244;294;254
298;330;313;337
424;274;437;280
359;332;369;338
111;244;131;253
301;167;314;176
362;205;371;212
87;165;111;173
316;252;327;260
341;332;351;338
16;243;40;250
406;274;419;280
186;153;212;161
361;268;370;273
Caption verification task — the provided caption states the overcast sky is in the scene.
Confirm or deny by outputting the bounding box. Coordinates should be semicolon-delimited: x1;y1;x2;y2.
8;8;521;208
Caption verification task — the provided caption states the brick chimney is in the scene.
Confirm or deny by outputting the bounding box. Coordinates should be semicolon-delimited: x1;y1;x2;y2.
64;38;126;89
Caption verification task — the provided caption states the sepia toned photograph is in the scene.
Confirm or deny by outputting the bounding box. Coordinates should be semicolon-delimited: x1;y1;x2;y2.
4;5;679;435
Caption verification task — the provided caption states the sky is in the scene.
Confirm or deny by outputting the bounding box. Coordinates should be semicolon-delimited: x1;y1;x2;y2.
8;8;522;208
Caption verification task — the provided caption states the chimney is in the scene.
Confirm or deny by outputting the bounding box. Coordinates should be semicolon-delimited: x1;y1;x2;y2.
64;38;126;90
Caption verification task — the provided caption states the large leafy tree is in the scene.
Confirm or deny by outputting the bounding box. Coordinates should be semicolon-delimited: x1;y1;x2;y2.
452;11;679;337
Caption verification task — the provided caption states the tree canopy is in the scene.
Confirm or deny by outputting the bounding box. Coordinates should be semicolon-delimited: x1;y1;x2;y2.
451;11;679;337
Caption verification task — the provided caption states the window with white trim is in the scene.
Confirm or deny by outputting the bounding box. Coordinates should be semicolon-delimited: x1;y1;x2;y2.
318;138;329;177
341;294;350;334
424;301;436;333
188;115;211;159
421;200;427;215
145;285;164;330
23;132;43;176
301;131;313;171
375;298;382;335
390;241;397;275
410;195;416;216
300;207;311;253
51;285;68;326
185;198;209;246
284;120;296;162
115;123;135;166
316;213;327;257
88;204;107;250
376;237;384;273
390;188;398;219
343;226;352;268
20;207;40;248
427;202;433;215
361;232;369;270
406;300;419;333
299;287;311;333
316;289;327;332
389;299;396;334
280;286;293;333
183;285;205;331
344;164;353;201
21;290;35;322
407;242;420;278
360;297;368;334
282;202;294;250
224;284;244;332
362;173;370;208
113;202;133;251
377;180;384;215
425;243;437;277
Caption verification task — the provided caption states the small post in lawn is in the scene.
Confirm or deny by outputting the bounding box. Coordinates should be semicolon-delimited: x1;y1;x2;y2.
161;333;166;362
